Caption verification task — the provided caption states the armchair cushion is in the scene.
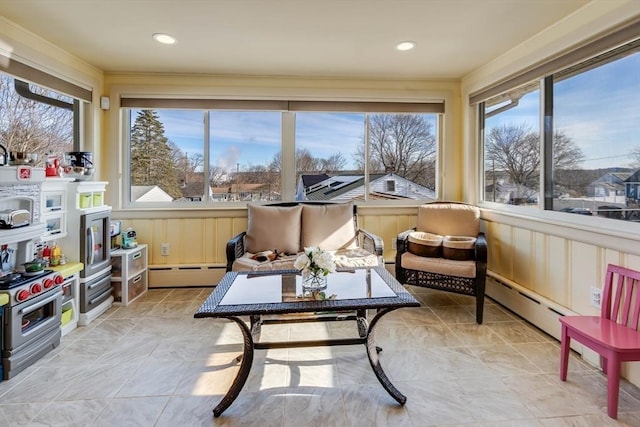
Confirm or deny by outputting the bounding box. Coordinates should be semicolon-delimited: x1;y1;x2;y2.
417;202;479;237
401;252;476;278
301;202;358;250
246;204;302;254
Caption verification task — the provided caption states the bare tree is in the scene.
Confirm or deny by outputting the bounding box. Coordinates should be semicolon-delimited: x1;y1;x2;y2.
354;114;436;187
485;124;584;198
319;153;347;173
0;75;73;163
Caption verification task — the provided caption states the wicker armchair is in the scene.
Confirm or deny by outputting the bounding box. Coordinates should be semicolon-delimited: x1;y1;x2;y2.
395;201;487;324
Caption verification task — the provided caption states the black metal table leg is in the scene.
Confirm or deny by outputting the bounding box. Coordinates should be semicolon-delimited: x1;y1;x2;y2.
213;316;254;417
365;307;406;405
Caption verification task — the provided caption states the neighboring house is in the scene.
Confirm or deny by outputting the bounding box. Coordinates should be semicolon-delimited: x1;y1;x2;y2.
587;171;631;201
211;183;277;201
176;181;212;202
298;173;436;201
131;185;173;202
485;180;538;205
625;169;640;205
295;174;330;201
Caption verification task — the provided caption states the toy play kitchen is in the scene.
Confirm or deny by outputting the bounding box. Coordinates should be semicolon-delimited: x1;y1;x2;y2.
0;166;66;379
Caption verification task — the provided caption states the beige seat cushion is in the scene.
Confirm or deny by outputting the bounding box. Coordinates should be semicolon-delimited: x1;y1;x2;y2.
245;204;302;254
401;252;476;278
232;248;379;272
332;248;381;268
417;203;480;237
301;202;358;250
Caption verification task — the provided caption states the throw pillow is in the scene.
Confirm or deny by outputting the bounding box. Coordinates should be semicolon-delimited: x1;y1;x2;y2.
301;202;358;251
407;231;443;258
245;204;302;254
442;235;476;261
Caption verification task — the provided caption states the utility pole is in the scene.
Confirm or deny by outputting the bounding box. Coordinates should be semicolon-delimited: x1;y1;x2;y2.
236;163;240;200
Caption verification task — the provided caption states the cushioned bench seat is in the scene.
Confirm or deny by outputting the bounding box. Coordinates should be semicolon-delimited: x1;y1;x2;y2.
226;201;383;272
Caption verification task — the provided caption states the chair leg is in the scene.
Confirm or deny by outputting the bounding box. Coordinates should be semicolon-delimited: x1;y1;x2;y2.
559;326;570;381
605;354;621;419
475;293;484;324
601;355;608;374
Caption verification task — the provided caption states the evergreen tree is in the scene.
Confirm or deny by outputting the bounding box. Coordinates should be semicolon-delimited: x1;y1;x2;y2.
130;110;183;199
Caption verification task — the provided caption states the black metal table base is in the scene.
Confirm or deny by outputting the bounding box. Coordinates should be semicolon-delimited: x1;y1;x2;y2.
212;308;404;417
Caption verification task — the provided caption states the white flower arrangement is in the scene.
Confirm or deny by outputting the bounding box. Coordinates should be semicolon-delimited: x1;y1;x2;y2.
294;246;336;277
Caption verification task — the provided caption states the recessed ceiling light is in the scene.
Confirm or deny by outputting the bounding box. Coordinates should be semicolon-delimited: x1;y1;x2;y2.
152;33;177;45
395;41;416;51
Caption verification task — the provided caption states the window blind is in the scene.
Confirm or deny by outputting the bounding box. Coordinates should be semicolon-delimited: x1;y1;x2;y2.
0;53;92;102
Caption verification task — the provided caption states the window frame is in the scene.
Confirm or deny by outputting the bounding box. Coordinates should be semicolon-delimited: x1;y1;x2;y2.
120;100;444;209
476;34;640;228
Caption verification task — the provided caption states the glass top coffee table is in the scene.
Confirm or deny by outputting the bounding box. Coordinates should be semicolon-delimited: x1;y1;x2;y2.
195;267;420;417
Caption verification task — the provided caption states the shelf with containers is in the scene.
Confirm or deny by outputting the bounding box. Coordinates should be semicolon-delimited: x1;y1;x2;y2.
40;178;74;241
110;244;147;306
70;181;108;211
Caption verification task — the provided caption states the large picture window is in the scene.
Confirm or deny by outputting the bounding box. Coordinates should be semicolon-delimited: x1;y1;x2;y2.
125;104;440;204
480;40;640;222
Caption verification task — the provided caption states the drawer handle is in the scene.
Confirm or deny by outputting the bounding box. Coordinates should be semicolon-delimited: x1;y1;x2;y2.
132;275;142;284
133;252;142;260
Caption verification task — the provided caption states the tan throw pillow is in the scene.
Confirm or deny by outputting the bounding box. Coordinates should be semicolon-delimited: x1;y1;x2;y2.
442;235;476;261
245;204;302;254
301;202;358;251
407;231;443;258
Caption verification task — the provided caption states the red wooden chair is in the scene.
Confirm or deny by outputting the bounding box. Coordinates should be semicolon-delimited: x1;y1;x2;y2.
559;264;640;419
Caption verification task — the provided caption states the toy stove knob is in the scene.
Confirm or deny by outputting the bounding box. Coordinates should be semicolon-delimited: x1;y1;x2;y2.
16;289;30;302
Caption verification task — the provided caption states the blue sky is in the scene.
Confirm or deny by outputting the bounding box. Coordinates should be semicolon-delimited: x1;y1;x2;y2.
145;110;435;173
487;51;639;169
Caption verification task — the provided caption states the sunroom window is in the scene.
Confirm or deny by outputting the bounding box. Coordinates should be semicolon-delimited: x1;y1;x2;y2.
479;36;640;222
123;100;442;205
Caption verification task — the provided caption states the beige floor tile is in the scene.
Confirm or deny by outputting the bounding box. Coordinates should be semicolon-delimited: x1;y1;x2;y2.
93;396;169;427
2;286;639;426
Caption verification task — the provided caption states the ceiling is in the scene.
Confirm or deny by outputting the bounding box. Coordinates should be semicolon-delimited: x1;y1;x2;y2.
0;0;590;80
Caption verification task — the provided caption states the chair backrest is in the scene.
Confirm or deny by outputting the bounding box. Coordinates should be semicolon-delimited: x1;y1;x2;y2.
601;264;640;329
416;201;480;237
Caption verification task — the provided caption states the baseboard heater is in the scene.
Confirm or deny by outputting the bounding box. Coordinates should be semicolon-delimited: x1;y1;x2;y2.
486;272;584;355
148;264;226;288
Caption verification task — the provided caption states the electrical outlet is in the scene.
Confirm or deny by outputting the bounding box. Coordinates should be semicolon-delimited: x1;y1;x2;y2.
590;286;602;308
391;239;397;250
161;243;170;256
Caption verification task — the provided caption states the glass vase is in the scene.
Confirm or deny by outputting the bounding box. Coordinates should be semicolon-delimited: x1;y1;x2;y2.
302;270;328;291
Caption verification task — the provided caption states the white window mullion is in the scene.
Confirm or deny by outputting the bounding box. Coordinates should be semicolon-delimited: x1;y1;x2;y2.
282;112;296;201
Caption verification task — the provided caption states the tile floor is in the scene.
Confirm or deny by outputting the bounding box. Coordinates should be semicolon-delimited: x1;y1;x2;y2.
1;285;639;426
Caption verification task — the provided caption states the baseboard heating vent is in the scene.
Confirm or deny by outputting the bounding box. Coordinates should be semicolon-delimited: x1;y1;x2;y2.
486;272;583;354
148;264;226;288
